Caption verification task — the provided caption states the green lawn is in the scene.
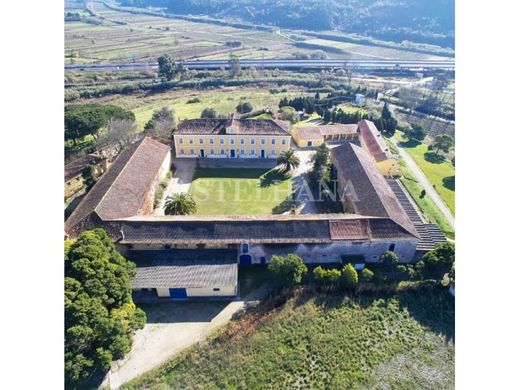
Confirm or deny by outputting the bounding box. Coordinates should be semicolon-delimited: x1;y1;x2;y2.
393;132;455;214
188;168;293;215
398;158;455;239
124;287;454;389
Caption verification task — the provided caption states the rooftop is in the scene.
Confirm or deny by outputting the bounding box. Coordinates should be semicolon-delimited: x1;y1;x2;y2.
297;124;358;140
176;116;291;136
65;137;170;236
357;119;392;161
331;142;418;237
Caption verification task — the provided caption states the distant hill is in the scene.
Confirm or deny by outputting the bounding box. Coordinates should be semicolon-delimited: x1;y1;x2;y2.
120;0;455;49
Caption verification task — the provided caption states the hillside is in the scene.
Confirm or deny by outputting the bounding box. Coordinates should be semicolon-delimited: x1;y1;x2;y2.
123;286;455;389
120;0;455;49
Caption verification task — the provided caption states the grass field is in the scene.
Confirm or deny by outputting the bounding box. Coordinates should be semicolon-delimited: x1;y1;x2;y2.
394;132;455;214
398;158;455;239
188;168;292;215
124;287;454;389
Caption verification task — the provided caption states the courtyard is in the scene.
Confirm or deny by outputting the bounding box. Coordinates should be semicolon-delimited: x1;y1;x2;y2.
188;168;293;215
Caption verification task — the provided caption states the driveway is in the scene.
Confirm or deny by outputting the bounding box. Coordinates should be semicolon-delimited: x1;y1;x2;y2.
155;160;196;216
101;284;273;389
391;140;455;228
292;149;317;214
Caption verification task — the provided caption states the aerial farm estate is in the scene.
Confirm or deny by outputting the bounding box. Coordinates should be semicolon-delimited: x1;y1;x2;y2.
65;116;445;299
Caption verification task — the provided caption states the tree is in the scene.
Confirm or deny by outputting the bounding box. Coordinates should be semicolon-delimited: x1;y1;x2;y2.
81;165;98;189
145;106;176;141
164;193;197;215
341;263;358;288
416;242;455;280
376;102;397;136
201;107;217;119
380;251;398;267
236;101;253;114
279;106;298;123
277;149;300;172
65;104;135;144
432;134;454;155
360;268;374;282
102;118;137;152
158;54;175;80
268;254;308;286
228;54;241;77
65;229;146;388
314;143;329;168
403;123;427;142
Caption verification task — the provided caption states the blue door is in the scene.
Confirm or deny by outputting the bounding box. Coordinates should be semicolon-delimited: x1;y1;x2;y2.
239;254;252;265
260;256;266;265
260;149;266;158
200;149;205;158
169;288;187;298
230;149;236;158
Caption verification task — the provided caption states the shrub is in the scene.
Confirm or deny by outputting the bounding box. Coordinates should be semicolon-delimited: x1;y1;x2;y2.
341;263;358;288
313;266;341;284
360;268;374;282
201;107;217;119
416;242;455;280
187;97;201;104
268;254;308;287
236;101;253;114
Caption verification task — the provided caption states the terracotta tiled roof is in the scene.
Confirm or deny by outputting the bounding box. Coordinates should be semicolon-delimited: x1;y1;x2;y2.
331;142;418;238
176;118;291;136
358;119;392;161
65;137;170;236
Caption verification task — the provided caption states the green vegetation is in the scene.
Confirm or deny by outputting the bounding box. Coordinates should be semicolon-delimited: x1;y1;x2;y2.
398;157;455;238
188;168;292;215
394;132;455;214
124;287;454;389
164;192;197;215
277;149;300;173
268;254;308;286
416;242;455;280
65;229;146;389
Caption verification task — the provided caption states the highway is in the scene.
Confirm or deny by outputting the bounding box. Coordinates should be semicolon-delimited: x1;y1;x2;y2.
65;59;455;72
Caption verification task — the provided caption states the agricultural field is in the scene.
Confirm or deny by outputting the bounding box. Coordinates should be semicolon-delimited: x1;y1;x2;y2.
65;1;452;64
188;168;292;215
394;132;455;214
124;287;454;389
91;87;310;129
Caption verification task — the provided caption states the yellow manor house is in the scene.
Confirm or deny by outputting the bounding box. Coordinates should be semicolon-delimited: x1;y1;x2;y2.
173;113;292;159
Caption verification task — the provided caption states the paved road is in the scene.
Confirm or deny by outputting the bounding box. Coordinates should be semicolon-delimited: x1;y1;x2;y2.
391;140;455;228
101;283;274;389
65;59;455;73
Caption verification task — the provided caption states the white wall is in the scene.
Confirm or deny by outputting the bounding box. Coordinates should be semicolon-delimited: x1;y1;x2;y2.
186;286;237;297
156;288;170;297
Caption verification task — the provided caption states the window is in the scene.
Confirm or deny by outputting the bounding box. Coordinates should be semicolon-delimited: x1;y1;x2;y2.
282;139;287;145
220;149;226;155
261;138;266;145
199;138;204;144
179;138;184;144
251;138;255;145
271;138;276;145
241;243;249;253
389;243;395;252
240;149;245;155
220;138;224;144
213;288;221;292
240;138;245;144
210;148;215;155
270;150;276;156
230;138;235;145
180;149;185;155
189;138;194;144
190;149;195;155
164;244;171;249
250;149;255;156
210;138;214;144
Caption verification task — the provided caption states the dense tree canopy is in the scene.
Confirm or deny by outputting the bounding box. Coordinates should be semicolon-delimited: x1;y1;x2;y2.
236;101;253;114
65;104;135;144
65;229;146;389
201;107;217;119
416;242;455;279
403;123;428;142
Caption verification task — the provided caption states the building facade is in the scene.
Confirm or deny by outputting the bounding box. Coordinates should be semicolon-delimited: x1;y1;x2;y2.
174;114;291;159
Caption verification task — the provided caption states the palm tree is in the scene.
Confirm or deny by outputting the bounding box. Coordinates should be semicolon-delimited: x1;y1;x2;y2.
164;193;197;215
277;149;300;173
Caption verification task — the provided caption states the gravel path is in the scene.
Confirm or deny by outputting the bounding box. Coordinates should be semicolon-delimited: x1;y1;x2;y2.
154;160;196;216
101;284;273;389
